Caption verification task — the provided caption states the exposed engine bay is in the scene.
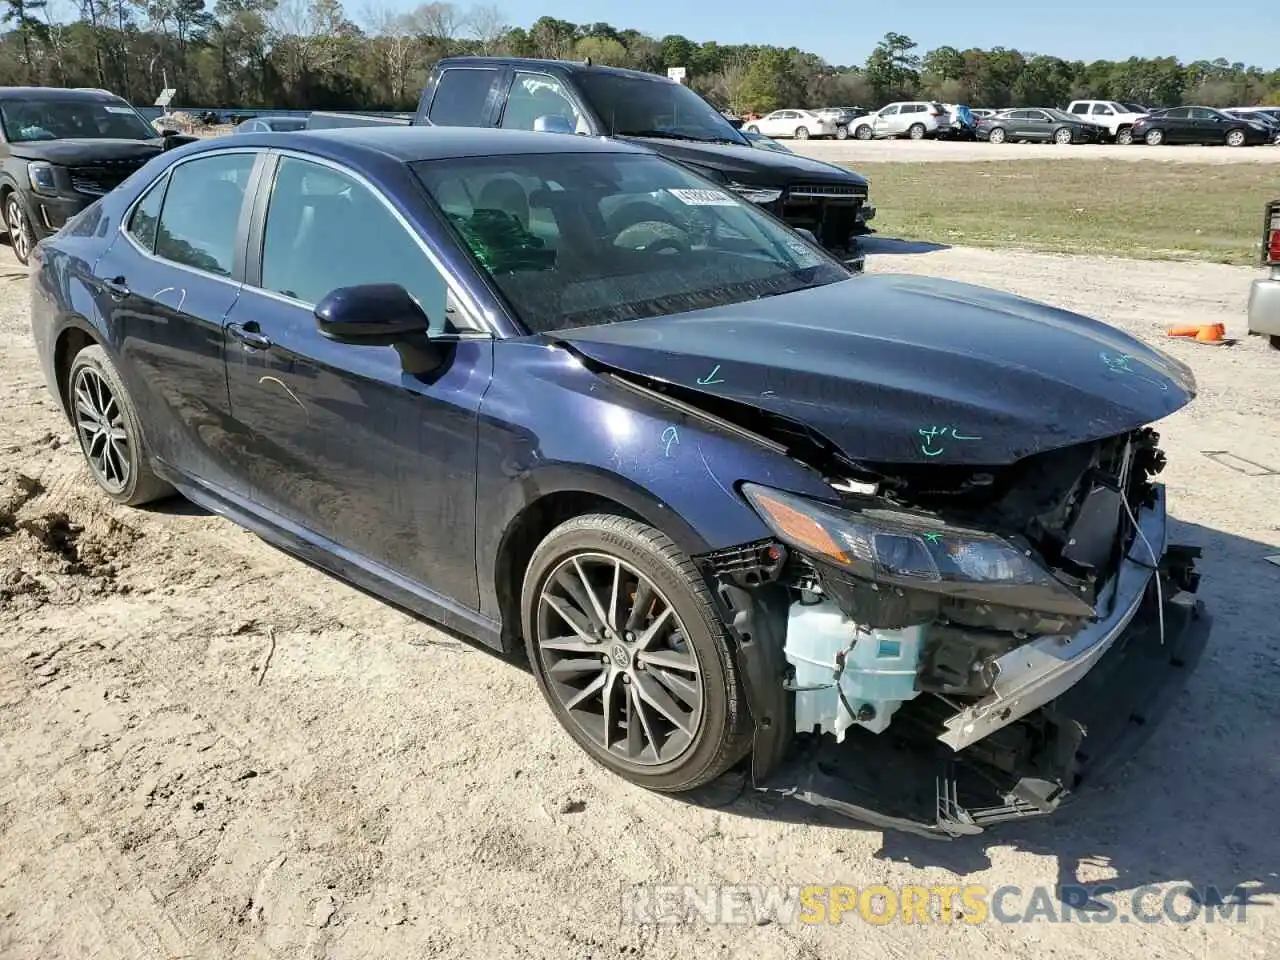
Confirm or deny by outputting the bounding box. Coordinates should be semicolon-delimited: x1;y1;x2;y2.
696;428;1211;836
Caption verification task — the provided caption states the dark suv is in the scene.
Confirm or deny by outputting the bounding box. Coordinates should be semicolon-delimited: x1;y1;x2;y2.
309;58;875;266
0;87;190;264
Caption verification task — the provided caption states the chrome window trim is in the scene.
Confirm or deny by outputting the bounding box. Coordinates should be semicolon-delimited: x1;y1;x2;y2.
119;147;259;291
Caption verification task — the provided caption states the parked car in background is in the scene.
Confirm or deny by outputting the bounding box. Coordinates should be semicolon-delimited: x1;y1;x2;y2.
29;125;1210;835
851;102;948;140
1130;106;1272;146
233;116;310;134
977;108;1105;144
814;106;868;138
0;86;193;265
1066;100;1148;144
746;109;841;140
970;108;997;119
1223;109;1280;143
937;103;978;140
1247;198;1280;348
741;129;794;153
309;57;875;265
1120;102;1151;114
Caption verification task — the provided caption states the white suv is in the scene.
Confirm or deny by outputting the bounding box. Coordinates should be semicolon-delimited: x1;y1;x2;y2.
1066;100;1148;144
851;102;947;140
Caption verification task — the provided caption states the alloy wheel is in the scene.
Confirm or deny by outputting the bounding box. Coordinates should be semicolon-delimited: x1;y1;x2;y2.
73;366;132;493
795;126;809;140
535;552;704;766
908;123;926;140
1116;128;1133;145
1226;130;1245;147
1145;129;1163;146
1054;127;1073;144
855;125;872;140
989;127;1006;144
5;196;31;263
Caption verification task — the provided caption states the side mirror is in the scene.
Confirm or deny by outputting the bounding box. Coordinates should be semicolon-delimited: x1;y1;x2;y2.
533;114;575;134
314;283;429;345
160;128;179;138
794;228;818;244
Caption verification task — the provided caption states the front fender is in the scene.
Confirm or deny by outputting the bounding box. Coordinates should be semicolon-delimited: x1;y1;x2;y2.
475;339;835;621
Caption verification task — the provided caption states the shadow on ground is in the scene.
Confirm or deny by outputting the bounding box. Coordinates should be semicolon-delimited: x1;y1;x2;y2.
861;236;952;256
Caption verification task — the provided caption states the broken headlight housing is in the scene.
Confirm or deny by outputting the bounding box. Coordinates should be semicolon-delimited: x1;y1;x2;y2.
741;483;1094;618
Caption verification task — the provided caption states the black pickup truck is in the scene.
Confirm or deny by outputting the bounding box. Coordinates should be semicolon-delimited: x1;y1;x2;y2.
309;58;874;267
1;86;195;264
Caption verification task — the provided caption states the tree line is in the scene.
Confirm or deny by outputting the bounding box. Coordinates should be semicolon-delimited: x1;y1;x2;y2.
1;1;1278;113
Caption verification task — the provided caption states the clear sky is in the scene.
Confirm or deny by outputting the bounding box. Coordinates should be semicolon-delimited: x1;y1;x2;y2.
482;0;1275;70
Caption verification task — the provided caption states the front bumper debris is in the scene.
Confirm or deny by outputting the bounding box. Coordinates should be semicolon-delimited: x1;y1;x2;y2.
937;484;1171;751
753;570;1210;837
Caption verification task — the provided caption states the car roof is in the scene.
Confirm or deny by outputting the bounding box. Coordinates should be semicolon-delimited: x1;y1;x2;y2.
183;125;648;165
0;86;129;103
436;56;679;86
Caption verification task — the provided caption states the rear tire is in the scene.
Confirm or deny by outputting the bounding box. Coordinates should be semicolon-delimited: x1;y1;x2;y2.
794;126;809;140
987;126;1006;144
1270;335;1280;351
835;124;849;140
908;123;926;140
67;345;173;506
745;124;759;134
521;514;751;793
1145;128;1164;146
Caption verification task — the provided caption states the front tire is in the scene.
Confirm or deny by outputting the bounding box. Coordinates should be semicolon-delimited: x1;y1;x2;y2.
835;124;849;140
854;124;873;140
1115;126;1134;145
1053;127;1074;144
908;123;926;140
1145;128;1164;146
987;126;1006;144
1225;129;1247;147
67;345;172;506
521;514;751;792
4;192;35;266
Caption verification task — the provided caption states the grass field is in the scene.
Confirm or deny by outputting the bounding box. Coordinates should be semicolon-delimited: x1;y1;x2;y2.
848;160;1273;264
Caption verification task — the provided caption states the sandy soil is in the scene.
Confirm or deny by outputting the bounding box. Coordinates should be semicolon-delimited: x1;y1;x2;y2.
1;239;1278;958
792;137;1280;164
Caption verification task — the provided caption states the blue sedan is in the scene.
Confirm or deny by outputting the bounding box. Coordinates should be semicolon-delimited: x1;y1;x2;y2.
28;127;1210;833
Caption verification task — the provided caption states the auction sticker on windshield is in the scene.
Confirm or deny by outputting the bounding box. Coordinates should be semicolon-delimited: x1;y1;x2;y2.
668;188;737;206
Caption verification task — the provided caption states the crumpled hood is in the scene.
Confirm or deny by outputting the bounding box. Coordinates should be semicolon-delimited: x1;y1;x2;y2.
555;274;1195;466
616;136;868;188
9;138;164;164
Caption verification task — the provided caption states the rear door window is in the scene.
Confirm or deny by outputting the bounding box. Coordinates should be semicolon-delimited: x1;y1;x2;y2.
428;68;499;127
154;152;255;276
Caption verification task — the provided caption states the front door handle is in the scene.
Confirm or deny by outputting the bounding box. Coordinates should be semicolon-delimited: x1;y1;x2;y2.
101;275;130;299
228;321;273;350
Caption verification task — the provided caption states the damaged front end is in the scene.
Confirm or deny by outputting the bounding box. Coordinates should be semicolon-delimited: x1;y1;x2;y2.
698;428;1212;837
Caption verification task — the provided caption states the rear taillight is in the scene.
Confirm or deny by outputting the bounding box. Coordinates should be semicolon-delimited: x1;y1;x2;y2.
1266;202;1280;265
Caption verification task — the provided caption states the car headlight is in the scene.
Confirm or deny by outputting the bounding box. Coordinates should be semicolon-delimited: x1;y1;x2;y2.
27;161;57;194
741;483;1095;617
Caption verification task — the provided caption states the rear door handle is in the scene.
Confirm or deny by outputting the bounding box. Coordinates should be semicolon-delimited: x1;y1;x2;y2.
101;275;130;299
228;321;273;350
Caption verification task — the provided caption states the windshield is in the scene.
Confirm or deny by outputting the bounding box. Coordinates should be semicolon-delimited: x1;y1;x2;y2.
576;73;748;145
1044;109;1078;122
0;98;155;143
413;152;849;333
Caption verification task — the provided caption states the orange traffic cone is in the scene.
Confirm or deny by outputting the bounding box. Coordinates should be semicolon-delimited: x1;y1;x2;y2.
1195;323;1226;344
1167;323;1201;337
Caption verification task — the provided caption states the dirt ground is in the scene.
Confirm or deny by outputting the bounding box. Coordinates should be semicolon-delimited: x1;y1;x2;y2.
1;239;1278;959
793;137;1280;164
